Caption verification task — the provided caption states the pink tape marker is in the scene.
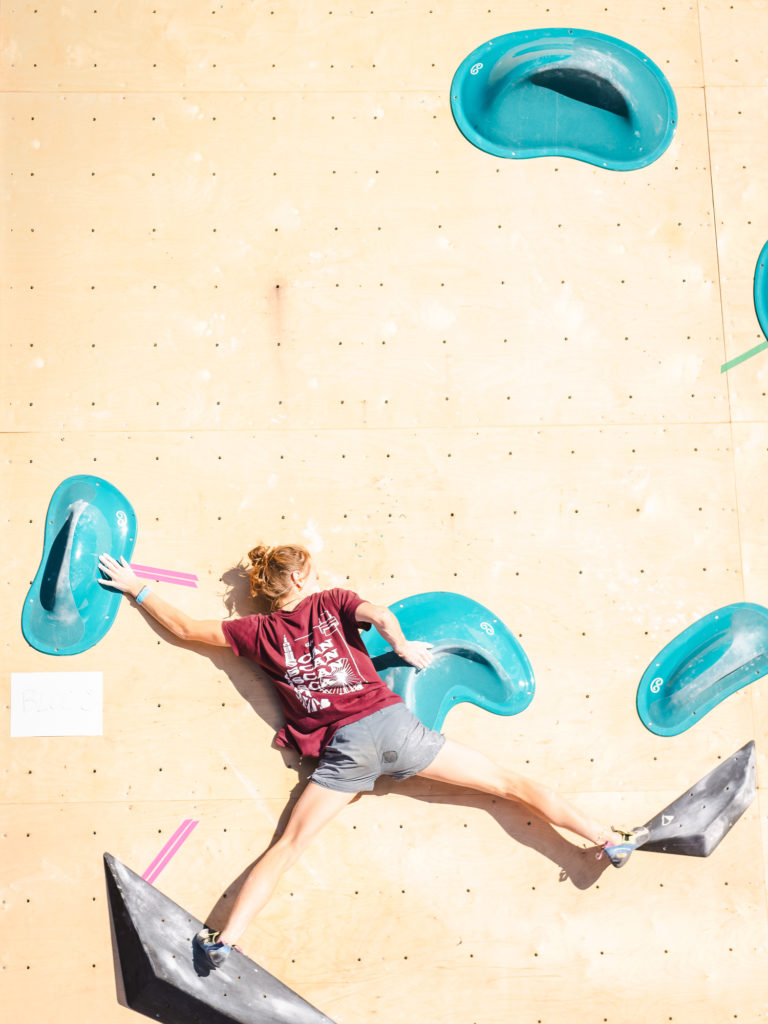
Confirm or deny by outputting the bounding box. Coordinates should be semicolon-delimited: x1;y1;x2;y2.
142;818;199;885
131;563;199;588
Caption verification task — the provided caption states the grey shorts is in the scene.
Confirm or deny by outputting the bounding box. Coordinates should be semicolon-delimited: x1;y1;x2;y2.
311;703;446;793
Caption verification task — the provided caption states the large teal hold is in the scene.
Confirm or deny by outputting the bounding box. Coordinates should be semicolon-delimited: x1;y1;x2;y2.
451;28;677;170
362;591;534;730
754;240;768;339
637;604;768;737
22;475;137;656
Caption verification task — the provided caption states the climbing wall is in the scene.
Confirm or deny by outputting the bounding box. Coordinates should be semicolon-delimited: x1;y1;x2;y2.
2;2;767;1022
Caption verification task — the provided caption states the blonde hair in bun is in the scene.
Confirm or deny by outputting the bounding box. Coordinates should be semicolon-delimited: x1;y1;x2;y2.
247;543;311;610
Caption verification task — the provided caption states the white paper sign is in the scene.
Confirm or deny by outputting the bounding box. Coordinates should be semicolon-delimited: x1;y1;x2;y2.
11;672;103;737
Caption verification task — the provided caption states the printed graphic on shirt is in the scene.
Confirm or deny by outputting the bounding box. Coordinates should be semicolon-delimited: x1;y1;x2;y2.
282;611;365;715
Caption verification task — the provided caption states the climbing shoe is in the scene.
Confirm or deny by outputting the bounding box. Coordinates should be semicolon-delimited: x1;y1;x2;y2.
195;928;234;967
602;825;649;868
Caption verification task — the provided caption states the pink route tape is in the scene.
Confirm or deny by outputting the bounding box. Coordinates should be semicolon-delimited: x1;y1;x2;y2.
131;563;199;588
142;818;199;884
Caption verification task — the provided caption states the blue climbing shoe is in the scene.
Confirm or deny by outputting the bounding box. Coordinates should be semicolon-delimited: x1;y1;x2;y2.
195;928;233;967
603;826;649;868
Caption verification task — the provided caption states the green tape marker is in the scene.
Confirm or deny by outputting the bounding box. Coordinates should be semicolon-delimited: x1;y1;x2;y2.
721;340;768;373
721;241;768;373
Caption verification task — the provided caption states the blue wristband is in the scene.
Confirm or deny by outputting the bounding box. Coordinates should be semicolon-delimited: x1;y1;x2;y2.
135;586;151;605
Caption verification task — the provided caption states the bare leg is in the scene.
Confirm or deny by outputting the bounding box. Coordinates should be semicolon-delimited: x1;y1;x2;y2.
418;739;615;847
218;782;357;946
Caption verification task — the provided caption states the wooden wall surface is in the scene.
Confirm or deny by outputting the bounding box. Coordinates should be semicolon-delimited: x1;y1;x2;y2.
2;2;767;1022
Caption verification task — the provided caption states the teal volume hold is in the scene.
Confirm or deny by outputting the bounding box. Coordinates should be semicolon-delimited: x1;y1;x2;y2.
754;240;768;342
450;28;677;171
637;604;768;737
22;475;137;656
362;591;534;731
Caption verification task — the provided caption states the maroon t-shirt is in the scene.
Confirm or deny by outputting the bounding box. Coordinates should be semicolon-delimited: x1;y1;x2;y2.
222;588;403;757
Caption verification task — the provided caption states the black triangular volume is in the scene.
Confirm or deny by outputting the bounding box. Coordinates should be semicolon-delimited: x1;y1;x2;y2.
104;853;337;1024
641;740;756;857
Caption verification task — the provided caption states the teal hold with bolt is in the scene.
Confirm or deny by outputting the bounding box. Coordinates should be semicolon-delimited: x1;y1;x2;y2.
362;591;534;730
22;475;137;656
637;603;768;736
451;28;677;171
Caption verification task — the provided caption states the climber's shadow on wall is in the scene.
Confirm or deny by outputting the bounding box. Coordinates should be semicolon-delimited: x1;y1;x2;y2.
202;768;607;935
133;560;299;766
379;774;610;890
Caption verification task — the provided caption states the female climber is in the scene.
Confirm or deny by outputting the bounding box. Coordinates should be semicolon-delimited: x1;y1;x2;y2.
97;543;646;968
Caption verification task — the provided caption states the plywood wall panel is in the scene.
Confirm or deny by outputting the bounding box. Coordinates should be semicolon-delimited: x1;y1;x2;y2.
706;85;768;416
700;0;768;86
733;423;768;599
3;86;725;435
3;420;747;805
4;788;765;1023
2;1;705;94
